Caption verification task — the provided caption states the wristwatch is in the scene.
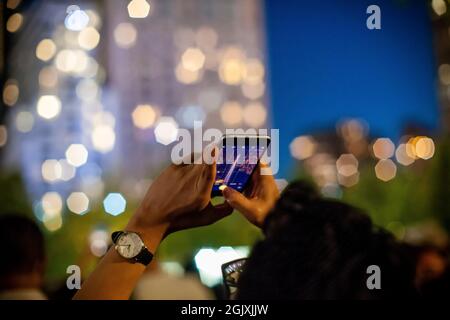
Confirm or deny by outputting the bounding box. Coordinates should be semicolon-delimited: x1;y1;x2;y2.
111;231;153;266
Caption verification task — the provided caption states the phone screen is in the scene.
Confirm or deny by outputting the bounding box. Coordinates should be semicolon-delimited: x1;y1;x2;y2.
212;136;270;195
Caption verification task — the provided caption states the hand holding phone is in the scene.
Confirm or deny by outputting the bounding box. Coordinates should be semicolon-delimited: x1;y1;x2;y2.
221;162;279;228
211;134;279;227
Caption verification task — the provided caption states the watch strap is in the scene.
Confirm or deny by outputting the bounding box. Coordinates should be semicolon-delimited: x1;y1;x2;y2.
111;231;124;244
134;247;153;266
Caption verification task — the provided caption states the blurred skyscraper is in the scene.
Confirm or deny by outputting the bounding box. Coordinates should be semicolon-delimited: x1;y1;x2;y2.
1;0;268;230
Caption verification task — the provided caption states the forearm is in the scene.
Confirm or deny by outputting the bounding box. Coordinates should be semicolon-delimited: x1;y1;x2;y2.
73;222;166;300
73;247;145;300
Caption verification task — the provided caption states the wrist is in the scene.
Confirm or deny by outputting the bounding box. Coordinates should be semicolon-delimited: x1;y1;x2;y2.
125;216;169;253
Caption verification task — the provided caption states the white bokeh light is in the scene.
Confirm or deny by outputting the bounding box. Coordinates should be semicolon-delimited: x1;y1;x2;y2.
91;125;116;153
66;192;90;215
65;144;88;167
127;0;151;18
154;117;179;145
37;95;61;120
65;5;90;31
41;159;62;183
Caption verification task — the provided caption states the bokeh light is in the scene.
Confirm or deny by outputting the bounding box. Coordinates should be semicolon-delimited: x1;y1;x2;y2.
218;58;244;85
375;159;397;182
36;39;57;62
128;0;151;18
66;192;90;215
175;63;201;84
220;101;243;126
89;229;109;257
395;143;415;166
181;47;206;72
241;81;265;100
37;95;61;120
177;105;206;128
438;64;450;85
3;80;19;107
55;49;89;74
154;117;179;145
91;125;116;153
338;171;360;188
65;5;89;31
41;192;63;218
59;159;76;181
336;153;360;187
86;9;102;29
43;214;63;232
289;135;316;160
415;137;435;160
0;126;8;148
114;23;137;49
132;104;157;129
372;138;395;160
103;193;127;216
6;13;23;33
41;159;62;183
432;0;447;16
78;27;100;51
336;154;359;177
405;136;435;160
6;0;21;10
243;102;266;127
195;26;218;50
39;66;58;88
15;111;34;133
243;59;264;85
65;144;89;167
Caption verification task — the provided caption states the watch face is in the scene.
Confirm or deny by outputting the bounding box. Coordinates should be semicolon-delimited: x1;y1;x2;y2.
115;232;143;259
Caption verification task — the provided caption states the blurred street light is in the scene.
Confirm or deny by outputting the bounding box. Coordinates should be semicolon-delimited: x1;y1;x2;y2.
114;23;137;49
220;101;243;126
65;144;89;167
15;111;34;133
3;80;19;106
132;104;157;129
37;95;61;120
375;159;397;182
154;117;179;145
243;102;266;127
67;192;90;215
65;5;89;31
372;138;395;160
0;126;8;148
6;13;23;33
128;0;151;18
103;193;127;216
36;39;57;62
91;125;116;153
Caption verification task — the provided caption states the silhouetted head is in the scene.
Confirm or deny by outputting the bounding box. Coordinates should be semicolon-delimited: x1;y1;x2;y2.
0;214;46;290
237;181;418;299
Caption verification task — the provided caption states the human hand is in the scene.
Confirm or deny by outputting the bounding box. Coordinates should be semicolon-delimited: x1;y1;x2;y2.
221;163;279;228
127;149;233;248
126;151;230;248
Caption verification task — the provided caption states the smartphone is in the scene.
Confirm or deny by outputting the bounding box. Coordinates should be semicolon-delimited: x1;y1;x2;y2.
211;134;271;197
221;258;248;299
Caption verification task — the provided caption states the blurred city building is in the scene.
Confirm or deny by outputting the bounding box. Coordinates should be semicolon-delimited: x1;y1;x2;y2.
1;0;268;232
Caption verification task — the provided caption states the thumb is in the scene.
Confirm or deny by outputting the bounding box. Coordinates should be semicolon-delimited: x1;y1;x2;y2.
222;186;254;219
